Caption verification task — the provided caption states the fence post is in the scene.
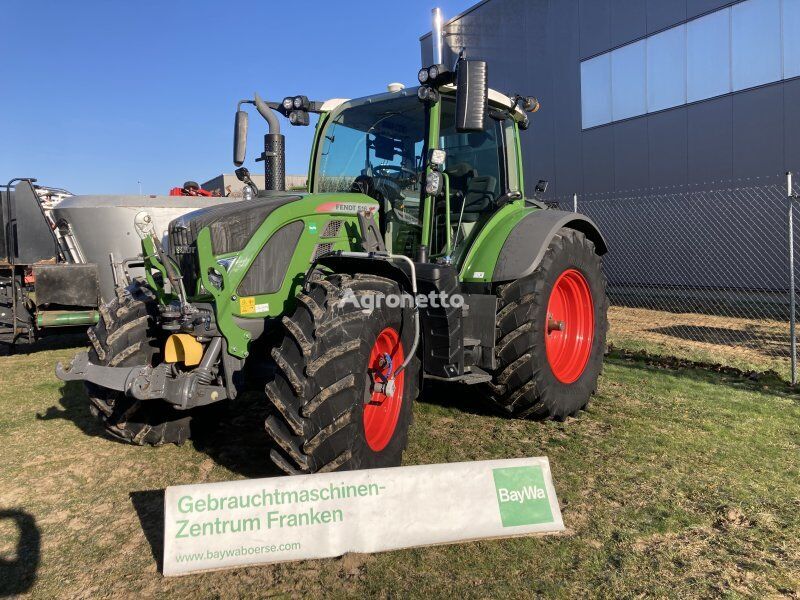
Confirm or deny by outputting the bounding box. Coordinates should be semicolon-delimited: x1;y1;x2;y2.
789;171;797;385
573;193;578;213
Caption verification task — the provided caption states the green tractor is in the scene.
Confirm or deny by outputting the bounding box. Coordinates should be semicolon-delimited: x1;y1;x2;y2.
57;31;608;474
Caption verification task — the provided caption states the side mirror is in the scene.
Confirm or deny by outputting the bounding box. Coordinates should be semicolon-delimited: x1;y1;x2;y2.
233;110;248;166
455;59;488;133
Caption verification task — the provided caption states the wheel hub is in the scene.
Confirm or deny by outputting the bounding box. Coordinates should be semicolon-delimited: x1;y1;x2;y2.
364;328;405;451
544;269;594;384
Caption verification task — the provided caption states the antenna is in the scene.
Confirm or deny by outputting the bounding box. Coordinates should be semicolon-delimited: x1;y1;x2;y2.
432;8;444;65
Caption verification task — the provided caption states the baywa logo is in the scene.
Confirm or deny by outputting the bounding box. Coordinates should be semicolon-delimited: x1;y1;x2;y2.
338;288;465;311
492;466;554;527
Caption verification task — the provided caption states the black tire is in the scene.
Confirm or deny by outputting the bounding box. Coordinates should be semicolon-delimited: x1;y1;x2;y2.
265;271;420;474
483;228;608;419
85;282;193;445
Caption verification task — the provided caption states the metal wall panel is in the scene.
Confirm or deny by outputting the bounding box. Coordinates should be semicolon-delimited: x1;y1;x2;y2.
648;109;689;188
579;0;611;58
687;0;735;18
611;0;648;47
784;78;800;171
687;96;734;184
732;85;784;179
613;119;650;191
647;0;688;33
582;127;615;193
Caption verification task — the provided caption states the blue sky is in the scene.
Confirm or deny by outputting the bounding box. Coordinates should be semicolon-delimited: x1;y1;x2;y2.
0;0;474;195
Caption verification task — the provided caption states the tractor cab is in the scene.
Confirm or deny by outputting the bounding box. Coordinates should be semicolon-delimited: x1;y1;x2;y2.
309;81;532;267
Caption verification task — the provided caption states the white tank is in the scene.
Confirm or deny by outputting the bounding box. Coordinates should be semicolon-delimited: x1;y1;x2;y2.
52;195;229;301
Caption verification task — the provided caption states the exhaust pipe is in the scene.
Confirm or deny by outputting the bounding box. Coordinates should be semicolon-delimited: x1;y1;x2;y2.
254;93;286;192
432;7;444;65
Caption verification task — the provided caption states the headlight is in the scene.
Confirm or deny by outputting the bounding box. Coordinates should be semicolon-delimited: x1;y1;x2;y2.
429;148;447;167
417;85;438;103
208;268;224;290
289;110;310;126
216;256;236;271
425;171;443;196
418;68;429;83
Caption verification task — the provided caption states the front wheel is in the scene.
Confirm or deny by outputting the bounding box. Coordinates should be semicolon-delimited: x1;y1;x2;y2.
85;282;195;445
264;271;419;474
482;228;608;419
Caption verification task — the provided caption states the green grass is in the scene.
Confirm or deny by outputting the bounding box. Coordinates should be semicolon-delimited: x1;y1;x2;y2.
0;344;798;598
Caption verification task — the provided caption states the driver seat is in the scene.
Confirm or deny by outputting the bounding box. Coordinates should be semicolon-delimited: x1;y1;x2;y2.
452;175;497;223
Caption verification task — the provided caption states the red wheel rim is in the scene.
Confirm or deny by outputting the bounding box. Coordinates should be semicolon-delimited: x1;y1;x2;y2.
363;327;405;452
545;269;594;384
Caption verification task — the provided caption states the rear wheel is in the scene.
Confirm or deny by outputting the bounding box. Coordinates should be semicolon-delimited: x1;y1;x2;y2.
85;282;195;445
264;271;419;474
482;228;608;419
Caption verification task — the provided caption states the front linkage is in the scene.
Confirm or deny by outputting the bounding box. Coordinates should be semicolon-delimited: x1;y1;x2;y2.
56;337;227;411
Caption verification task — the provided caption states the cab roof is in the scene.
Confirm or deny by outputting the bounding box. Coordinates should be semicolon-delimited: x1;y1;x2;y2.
319;85;528;122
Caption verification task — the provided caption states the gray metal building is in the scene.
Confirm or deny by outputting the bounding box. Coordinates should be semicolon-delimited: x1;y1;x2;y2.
421;0;800;199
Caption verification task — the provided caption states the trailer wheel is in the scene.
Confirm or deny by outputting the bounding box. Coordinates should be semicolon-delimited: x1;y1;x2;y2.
265;271;419;474
483;228;608;419
84;282;194;445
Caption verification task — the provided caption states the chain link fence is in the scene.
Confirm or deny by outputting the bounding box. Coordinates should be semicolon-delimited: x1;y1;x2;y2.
551;173;799;382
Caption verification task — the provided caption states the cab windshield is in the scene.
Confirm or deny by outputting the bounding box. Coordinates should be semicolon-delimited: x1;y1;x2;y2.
316;94;425;212
313;92;516;258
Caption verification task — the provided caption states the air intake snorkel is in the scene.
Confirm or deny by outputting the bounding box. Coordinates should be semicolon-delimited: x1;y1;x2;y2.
233;92;286;192
253;93;286;192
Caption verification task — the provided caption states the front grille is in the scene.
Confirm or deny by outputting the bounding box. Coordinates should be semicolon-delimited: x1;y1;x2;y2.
312;243;334;261
168;223;200;295
321;219;343;238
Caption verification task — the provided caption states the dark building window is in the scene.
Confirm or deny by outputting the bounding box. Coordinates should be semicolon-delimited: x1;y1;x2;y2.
580;0;800;129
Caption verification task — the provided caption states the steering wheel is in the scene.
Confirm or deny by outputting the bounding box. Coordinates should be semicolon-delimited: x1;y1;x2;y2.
372;165;418;203
373;164;417;183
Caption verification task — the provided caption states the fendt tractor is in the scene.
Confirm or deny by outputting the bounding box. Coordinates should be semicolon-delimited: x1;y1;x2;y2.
57;9;608;475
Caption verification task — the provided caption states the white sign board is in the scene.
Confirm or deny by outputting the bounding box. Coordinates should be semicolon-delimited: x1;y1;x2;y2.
163;457;564;576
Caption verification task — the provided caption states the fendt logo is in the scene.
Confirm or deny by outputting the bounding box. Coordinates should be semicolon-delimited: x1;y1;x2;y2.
492;466;554;528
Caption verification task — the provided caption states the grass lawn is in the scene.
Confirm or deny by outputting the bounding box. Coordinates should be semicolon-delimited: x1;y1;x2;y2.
608;306;793;381
0;342;798;598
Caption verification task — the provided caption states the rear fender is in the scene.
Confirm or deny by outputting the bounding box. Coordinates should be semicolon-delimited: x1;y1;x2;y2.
462;207;607;284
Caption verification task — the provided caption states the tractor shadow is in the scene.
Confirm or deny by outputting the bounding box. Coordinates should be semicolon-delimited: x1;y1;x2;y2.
41;381;283;478
37;381;107;440
191;392;284;480
417;379;505;418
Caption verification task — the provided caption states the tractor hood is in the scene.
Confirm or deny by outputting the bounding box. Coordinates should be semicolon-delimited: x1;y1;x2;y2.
169;193;303;256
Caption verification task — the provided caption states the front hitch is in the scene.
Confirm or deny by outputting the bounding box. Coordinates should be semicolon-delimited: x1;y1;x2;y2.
55;348;227;409
57;351;170;399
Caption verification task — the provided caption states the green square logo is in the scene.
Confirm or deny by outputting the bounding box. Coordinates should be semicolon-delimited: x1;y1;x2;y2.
492;466;554;527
